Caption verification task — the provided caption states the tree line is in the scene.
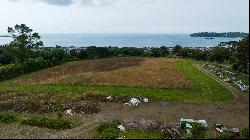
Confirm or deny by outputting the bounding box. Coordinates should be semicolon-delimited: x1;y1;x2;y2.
0;24;249;81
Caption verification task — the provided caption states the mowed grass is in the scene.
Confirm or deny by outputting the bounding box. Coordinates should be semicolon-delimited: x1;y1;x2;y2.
0;58;233;102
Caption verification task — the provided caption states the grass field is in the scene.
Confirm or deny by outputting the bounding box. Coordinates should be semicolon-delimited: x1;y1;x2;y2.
14;57;191;89
0;57;233;102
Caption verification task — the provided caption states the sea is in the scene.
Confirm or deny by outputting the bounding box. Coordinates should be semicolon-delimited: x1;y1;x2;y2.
0;34;243;48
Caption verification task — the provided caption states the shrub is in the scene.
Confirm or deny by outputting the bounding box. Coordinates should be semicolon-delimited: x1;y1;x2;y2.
99;127;120;139
240;126;249;139
0;58;54;81
96;120;122;139
0;112;17;123
191;122;207;139
21;116;74;129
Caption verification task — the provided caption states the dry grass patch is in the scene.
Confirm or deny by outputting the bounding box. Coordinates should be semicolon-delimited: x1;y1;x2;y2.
15;57;191;89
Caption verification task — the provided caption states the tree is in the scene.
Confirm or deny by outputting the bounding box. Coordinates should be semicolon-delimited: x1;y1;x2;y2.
6;24;43;62
173;45;182;56
151;48;162;57
160;46;170;56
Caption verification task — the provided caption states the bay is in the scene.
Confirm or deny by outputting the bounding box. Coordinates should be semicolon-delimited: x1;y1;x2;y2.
0;34;242;48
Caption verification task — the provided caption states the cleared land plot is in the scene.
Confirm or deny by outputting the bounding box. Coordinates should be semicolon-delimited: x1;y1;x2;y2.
0;58;233;102
15;57;191;89
0;57;247;139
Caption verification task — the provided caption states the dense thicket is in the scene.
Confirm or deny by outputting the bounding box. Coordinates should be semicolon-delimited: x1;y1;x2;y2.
0;24;249;81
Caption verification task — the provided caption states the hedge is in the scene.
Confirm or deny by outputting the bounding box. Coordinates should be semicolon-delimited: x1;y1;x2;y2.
0;58;55;81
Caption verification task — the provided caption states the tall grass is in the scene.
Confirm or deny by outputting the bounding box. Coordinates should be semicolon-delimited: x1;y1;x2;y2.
0;59;233;102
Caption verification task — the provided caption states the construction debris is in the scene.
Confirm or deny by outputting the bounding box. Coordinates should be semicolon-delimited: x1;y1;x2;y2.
143;98;149;103
65;109;73;115
118;125;126;131
180;118;208;129
106;96;112;100
124;98;141;106
124;118;181;139
214;123;240;139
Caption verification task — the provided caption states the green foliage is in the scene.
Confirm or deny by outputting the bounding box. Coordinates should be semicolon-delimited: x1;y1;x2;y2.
240;126;249;139
99;127;120;139
123;130;165;139
175;36;249;74
56;111;64;119
6;24;43;63
0;112;17;123
0;58;54;81
191;122;207;139
173;45;182;56
96;120;122;139
219;132;233;139
21;116;74;129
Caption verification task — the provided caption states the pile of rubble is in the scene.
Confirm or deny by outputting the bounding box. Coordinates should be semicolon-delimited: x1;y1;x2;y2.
214;123;240;139
124;118;181;139
113;117;243;139
124;97;149;106
202;63;249;92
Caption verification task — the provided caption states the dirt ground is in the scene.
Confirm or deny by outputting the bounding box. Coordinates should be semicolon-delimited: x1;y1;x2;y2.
15;57;191;89
0;97;248;139
0;59;248;139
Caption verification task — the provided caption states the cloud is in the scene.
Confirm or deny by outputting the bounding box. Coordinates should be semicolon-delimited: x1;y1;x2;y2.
80;0;116;6
40;0;74;6
8;0;156;7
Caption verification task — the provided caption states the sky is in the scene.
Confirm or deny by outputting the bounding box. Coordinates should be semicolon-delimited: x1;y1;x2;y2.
0;0;249;34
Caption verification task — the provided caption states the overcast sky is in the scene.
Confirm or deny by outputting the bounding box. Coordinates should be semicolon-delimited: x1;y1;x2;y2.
0;0;249;34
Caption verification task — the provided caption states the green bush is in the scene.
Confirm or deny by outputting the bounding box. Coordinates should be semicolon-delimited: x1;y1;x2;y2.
0;112;17;123
191;122;207;139
0;58;54;81
99;127;120;139
21;115;73;129
96;120;122;139
240;126;249;139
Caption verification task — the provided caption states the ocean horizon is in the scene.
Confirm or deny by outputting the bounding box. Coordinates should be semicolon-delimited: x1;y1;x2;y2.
0;33;242;48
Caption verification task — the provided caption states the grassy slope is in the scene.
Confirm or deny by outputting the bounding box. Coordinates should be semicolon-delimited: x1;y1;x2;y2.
0;59;233;102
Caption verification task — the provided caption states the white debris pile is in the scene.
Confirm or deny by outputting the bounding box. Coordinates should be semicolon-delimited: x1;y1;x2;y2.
143;98;149;103
124;98;141;106
214;123;240;138
118;125;126;131
65;109;74;115
106;96;112;100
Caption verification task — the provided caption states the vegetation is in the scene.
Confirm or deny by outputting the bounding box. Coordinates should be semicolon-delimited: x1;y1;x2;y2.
240;126;249;139
174;36;249;74
95;120;122;139
123;130;165;139
190;123;207;139
190;32;249;38
21;115;74;129
0;112;17;123
0;59;233;102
